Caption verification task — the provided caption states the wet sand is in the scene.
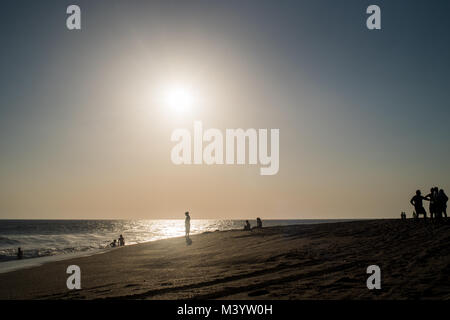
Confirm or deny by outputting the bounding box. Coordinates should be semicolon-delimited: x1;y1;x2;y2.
0;219;449;300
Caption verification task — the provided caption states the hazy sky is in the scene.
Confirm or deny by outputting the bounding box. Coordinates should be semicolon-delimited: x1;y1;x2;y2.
1;0;449;219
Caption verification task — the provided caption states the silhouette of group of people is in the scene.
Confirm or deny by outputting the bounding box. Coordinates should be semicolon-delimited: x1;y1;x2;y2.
110;234;125;247
410;187;448;220
183;212;263;244
243;217;263;230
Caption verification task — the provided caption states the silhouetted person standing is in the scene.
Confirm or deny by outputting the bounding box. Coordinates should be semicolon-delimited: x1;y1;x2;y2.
256;217;262;228
425;187;438;219
185;211;191;239
17;247;23;259
437;189;448;218
244;220;251;230
410;190;429;219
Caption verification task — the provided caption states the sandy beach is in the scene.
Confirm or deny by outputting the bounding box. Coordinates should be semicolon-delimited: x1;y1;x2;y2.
0;219;449;300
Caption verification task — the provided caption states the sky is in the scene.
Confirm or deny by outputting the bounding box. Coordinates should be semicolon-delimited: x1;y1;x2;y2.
0;0;449;219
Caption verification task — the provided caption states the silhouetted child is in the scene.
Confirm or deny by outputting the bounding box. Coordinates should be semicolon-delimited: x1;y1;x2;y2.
17;247;23;260
244;220;251;230
110;239;117;247
119;234;125;246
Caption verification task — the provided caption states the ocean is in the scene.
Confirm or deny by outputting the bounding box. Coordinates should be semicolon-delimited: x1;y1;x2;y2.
0;219;353;273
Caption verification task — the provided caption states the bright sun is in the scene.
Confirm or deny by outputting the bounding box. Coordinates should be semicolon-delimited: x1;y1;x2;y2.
163;86;195;115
